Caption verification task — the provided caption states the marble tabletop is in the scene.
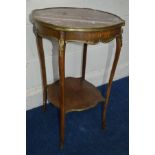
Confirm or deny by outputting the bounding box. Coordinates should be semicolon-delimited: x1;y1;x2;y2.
32;7;125;31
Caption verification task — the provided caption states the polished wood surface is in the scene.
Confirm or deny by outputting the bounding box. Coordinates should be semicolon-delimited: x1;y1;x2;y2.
58;32;66;148
35;33;47;111
47;77;104;113
102;35;122;128
32;7;125;148
82;43;87;79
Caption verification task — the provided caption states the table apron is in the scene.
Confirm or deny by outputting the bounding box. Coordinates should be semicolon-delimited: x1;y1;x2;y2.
34;22;122;44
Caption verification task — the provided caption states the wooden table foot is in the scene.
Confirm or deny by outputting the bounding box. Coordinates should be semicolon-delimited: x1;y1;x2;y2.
102;122;106;129
42;104;46;112
60;142;64;149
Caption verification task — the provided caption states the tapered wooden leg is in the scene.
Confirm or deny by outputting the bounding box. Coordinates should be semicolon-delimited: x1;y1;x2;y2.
36;33;47;112
58;32;66;148
43;89;47;111
82;43;87;79
102;35;122;128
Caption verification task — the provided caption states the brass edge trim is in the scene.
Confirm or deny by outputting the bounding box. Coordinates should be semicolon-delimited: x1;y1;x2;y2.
32;7;125;21
32;7;125;32
65;99;105;113
35;20;124;32
48;99;105;114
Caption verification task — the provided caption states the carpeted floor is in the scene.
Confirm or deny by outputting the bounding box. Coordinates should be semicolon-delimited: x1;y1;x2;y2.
26;77;129;155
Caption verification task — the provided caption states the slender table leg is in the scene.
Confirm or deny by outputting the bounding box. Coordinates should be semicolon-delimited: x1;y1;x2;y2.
58;32;66;148
82;43;87;79
36;33;47;112
102;34;122;128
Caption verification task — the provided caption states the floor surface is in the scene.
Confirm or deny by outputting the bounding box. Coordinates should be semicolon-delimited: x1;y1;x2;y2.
26;77;129;155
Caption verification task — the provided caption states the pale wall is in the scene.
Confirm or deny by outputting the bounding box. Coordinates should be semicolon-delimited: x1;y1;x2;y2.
26;0;129;110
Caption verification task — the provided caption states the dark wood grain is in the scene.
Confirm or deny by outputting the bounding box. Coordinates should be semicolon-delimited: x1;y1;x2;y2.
47;77;104;113
34;22;122;44
102;35;122;128
65;28;122;44
82;43;87;79
36;33;47;111
58;32;66;148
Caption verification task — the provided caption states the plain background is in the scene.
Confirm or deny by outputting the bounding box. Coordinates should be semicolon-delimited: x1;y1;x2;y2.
26;0;129;110
0;0;155;155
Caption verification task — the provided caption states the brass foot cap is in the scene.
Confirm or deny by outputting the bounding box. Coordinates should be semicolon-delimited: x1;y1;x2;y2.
42;105;46;112
60;143;64;149
102;122;106;129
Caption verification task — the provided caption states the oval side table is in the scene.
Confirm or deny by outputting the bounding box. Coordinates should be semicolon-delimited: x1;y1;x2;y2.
31;7;125;148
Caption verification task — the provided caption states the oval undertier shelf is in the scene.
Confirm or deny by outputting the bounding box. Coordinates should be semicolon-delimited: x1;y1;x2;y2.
47;77;105;113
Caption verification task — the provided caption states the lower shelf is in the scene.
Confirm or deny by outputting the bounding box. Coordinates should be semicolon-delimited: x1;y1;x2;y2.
47;77;105;113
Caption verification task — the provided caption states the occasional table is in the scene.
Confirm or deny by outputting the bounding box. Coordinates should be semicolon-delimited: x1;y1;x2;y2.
32;7;125;148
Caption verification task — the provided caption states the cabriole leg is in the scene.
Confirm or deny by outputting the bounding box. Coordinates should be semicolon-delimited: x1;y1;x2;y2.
102;34;122;128
36;33;47;112
58;32;66;148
